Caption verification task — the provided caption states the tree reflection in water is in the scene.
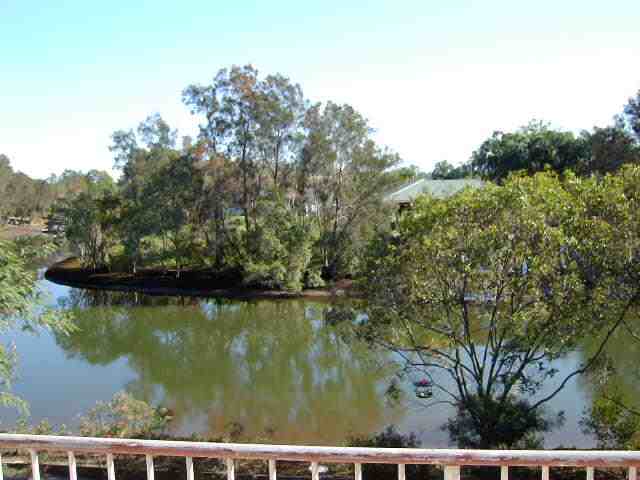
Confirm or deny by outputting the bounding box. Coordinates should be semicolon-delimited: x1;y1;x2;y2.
55;289;402;444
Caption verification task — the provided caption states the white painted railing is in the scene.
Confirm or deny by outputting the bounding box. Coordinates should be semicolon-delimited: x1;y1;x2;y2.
1;434;640;480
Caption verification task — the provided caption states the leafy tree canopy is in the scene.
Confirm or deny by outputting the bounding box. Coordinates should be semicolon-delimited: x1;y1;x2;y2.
62;65;406;288
0;153;114;219
430;160;471;180
0;238;73;411
355;167;640;447
623;90;640;142
471;121;589;181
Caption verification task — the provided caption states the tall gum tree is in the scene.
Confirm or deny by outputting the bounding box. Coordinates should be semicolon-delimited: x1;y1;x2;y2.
183;65;263;233
301;102;400;276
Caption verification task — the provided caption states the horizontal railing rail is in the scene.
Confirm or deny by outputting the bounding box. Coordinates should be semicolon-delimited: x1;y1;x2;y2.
1;434;640;480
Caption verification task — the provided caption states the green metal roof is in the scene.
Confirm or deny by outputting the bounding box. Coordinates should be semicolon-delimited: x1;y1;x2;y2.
385;178;484;204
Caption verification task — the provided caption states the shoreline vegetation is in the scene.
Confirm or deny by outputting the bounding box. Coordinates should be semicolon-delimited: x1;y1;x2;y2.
45;257;355;300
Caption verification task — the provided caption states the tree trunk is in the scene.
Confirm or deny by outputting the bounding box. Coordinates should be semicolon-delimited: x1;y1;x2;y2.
241;142;250;234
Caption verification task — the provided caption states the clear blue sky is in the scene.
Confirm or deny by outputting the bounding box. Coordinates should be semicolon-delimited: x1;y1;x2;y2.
2;0;640;179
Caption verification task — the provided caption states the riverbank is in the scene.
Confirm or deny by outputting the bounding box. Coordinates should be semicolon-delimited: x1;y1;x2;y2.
0;224;46;240
45;257;355;299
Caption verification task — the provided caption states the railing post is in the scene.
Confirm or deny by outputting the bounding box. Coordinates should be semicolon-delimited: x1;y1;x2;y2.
311;462;319;480
227;458;235;480
68;451;78;480
186;457;194;480
0;453;3;480
29;450;40;480
399;463;406;480
630;467;637;480
107;453;116;480
354;463;362;480
501;466;508;480
444;466;460;480
269;459;276;480
146;454;154;480
542;465;550;480
587;467;594;480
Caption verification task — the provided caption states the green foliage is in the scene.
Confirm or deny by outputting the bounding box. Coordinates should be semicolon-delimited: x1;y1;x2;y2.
304;268;325;289
79;391;168;438
430;160;470;179
59;192;120;269
470;111;640;181
623;90;640;142
445;395;561;448
357;167;640;447
579;125;640;175
301;102;401;277
582;384;640;450
243;198;319;291
54;65;405;287
471;121;589;181
580;328;640;450
8;391;167;441
0;238;74;412
0;154;114;220
11;417;68;436
348;424;420;447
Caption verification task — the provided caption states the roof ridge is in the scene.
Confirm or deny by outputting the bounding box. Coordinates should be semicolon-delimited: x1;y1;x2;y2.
389;177;427;196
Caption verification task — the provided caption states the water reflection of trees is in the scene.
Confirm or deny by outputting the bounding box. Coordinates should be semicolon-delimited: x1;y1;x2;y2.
58;288;198;309
579;324;640;400
55;291;400;444
579;325;640;447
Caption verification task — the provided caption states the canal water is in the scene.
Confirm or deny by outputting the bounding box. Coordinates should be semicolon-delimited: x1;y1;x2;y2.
0;272;618;447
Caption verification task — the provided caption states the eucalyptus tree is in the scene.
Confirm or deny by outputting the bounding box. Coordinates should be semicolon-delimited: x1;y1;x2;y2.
357;168;640;447
109;114;181;272
0;159;44;218
137;113;177;149
183;65;263;233
1;155;113;220
623;90;640;142
85;66;405;285
60;192;120;269
184;67;307;230
0;154;13;217
143;150;204;276
254;73;306;188
301;102;401;277
197;151;241;268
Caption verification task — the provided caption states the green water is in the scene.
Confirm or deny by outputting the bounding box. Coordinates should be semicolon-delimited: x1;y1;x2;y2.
2;274;627;447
